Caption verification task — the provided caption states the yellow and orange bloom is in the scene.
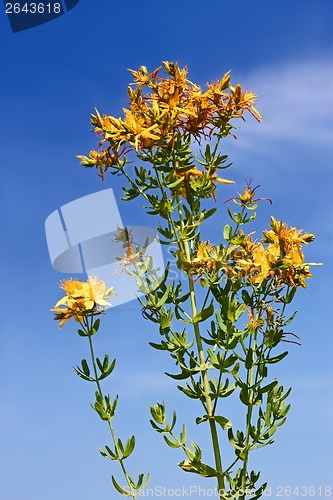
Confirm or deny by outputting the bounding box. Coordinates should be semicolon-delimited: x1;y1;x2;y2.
250;243;276;285
246;307;264;332
263;216;315;260
78;62;262;179
52;277;115;328
176;241;218;275
232;218;315;288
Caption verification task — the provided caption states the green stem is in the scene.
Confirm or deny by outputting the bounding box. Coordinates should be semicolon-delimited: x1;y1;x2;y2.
85;321;137;499
175;196;226;498
240;332;257;498
189;262;226;496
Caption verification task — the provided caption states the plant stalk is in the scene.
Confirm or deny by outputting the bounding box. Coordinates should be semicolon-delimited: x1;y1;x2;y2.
86;326;137;499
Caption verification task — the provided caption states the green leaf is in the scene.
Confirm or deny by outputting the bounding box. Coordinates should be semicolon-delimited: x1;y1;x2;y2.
98;357;116;380
99;445;118;460
87;318;100;336
215;310;227;332
81;359;90;376
156;286;171;308
92;318;100;333
242;289;253;306
234;303;246;321
224;354;237;369
149;420;165;433
279;386;292;402
230;361;240;375
72;367;95;382
166;176;185;189
285;287;297;304
196;414;232;430
149;341;167;350
176;291;191;304
266;351;288;364
250;483;268;500
193;302;214;323
177;385;200;399
134;472;151;490
214;416;232;430
245;348;254;370
227;428;244;450
163;435;181;448
178;459;218;478
123;436;136;459
227;205;242;223
165;371;192;380
78;329;88;337
195;415;208;425
260;380;278;394
264;403;272;427
202;208;217;221
96;355;105;373
111;475;131;496
179;424;187;444
117;438;125;455
207;349;218;366
283;310;297;326
223;224;232;241
239;385;250;405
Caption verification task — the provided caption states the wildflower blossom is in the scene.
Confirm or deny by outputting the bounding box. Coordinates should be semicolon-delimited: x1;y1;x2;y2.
78;61;261;178
233;219;315;288
52;277;115;328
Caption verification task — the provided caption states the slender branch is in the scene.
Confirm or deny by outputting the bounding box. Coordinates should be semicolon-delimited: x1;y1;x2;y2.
83;319;137;499
174;193;226;496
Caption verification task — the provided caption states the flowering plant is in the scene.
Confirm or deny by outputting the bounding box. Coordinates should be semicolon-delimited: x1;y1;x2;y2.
52;277;150;497
53;62;318;499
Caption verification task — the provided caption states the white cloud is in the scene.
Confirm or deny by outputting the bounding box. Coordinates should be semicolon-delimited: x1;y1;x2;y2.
215;56;333;231
228;57;333;150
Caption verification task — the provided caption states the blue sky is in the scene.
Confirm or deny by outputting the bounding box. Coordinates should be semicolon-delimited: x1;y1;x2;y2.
0;1;332;498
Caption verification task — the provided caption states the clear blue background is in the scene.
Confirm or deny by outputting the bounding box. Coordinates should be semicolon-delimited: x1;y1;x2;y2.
0;1;332;498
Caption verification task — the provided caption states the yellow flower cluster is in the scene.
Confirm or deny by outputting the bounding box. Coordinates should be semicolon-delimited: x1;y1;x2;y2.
236;217;315;288
175;216;314;288
52;277;115;328
78;61;261;179
177;241;224;277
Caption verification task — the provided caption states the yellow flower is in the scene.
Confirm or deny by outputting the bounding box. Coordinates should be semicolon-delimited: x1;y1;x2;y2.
229;84;262;122
250;243;276;285
128;65;160;86
195;241;216;265
79;62;264;182
122;109;162;151
52;277;115;328
176;241;218;275
246;307;264;332
263;216;315;264
234;220;315;288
